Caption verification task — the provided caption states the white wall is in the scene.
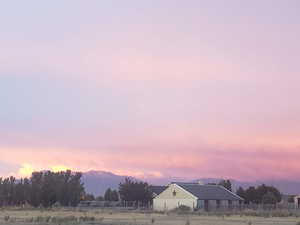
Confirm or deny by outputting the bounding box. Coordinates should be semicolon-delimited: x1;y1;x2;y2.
294;195;300;209
153;184;197;211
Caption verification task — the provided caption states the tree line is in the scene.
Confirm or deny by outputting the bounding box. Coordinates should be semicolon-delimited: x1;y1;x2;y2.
84;188;119;202
207;179;233;191
0;170;84;207
89;178;151;204
236;184;281;204
0;171;282;208
119;178;152;204
206;179;282;205
208;180;282;205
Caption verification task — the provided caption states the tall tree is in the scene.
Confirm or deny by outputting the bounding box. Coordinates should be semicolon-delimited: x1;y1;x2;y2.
111;190;119;201
262;192;277;205
119;177;152;204
83;193;95;201
237;184;281;204
104;188;112;201
218;180;232;191
236;187;246;200
0;170;85;208
30;172;43;207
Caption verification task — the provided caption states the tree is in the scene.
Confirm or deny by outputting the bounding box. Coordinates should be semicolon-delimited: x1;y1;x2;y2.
245;186;260;204
262;192;277;205
40;171;57;207
83;193;95;201
104;188;112;201
0;170;85;208
96;196;104;201
236;187;246;200
218;180;232;191
67;172;85;206
119;178;152;205
14;179;25;205
111;190;119;201
104;188;119;201
238;184;281;204
256;184;281;203
30;172;43;207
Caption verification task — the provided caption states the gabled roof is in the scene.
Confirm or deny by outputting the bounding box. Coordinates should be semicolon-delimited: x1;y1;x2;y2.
175;183;243;201
149;186;168;195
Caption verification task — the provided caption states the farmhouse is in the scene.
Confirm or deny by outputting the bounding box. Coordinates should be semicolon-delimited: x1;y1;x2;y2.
153;182;244;211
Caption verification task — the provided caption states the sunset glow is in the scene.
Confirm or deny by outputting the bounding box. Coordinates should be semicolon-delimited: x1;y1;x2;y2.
51;165;72;173
18;164;34;177
1;1;300;183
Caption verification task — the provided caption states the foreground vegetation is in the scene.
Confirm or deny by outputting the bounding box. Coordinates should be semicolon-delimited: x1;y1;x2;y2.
0;208;300;225
0;171;84;207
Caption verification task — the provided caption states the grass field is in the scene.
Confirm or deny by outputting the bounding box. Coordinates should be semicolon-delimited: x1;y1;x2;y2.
0;208;299;225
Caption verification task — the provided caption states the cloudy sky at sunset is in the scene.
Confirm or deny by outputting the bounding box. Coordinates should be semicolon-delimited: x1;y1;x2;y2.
1;1;300;181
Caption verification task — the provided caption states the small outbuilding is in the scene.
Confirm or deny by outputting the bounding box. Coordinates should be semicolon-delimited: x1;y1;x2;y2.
153;182;244;211
294;195;300;209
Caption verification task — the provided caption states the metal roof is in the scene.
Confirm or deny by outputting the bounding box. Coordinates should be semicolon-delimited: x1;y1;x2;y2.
175;183;243;201
149;186;168;195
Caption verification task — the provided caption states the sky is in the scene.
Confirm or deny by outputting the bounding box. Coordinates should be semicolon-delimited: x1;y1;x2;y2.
1;1;300;182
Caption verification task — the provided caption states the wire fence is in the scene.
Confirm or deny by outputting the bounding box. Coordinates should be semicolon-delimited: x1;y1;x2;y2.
77;200;151;209
77;200;300;211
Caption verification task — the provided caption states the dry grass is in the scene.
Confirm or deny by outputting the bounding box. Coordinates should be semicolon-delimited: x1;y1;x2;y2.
0;208;299;225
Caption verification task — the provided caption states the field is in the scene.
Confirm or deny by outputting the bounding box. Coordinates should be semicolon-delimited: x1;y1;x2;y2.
0;208;299;225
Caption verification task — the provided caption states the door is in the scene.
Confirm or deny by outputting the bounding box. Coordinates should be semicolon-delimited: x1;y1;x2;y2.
204;200;209;211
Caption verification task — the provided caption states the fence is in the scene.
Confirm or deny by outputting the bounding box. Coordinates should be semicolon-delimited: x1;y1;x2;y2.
77;200;152;209
77;200;300;212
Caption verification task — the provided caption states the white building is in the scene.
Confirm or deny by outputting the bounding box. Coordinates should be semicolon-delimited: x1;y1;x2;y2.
153;182;244;211
294;195;300;209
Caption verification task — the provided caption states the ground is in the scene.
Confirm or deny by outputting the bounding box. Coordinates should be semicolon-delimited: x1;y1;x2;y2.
0;208;299;225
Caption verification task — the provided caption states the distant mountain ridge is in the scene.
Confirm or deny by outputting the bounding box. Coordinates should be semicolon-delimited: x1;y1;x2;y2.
82;171;300;196
82;170;127;196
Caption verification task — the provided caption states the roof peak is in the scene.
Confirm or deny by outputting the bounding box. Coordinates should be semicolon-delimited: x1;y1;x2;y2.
171;182;221;187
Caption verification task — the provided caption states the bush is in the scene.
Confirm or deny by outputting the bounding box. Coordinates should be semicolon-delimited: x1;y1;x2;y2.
171;205;192;214
4;215;9;221
178;205;192;211
51;215;77;223
79;216;95;222
151;217;155;224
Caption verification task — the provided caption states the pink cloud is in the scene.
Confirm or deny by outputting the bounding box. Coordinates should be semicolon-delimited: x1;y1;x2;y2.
1;140;300;182
1;2;300;183
2;121;300;181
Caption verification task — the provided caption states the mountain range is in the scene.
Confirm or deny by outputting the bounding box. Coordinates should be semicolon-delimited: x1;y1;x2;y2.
82;171;300;196
82;170;127;197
